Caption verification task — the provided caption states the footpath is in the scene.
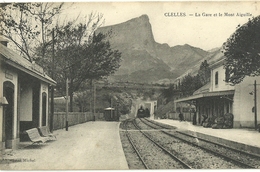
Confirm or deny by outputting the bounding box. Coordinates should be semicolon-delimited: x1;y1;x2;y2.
155;119;260;154
1;122;129;170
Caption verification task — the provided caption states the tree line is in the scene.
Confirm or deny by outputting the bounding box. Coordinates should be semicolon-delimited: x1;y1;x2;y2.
160;59;210;104
0;3;122;111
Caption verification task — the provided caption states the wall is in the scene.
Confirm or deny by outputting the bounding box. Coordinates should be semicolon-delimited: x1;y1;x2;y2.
211;65;234;92
39;82;49;126
20;85;33;121
233;76;260;128
144;101;157;119
167;112;194;122
1;65;19;149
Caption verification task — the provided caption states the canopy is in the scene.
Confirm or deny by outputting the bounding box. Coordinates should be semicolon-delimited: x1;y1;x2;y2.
104;107;115;111
175;90;234;103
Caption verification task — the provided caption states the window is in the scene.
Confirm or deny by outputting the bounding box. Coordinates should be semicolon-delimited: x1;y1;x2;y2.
215;72;218;85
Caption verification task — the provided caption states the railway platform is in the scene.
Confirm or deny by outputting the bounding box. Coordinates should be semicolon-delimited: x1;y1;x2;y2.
1;121;129;170
154;119;260;154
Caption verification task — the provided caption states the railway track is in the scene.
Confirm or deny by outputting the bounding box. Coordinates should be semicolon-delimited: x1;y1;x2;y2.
141;118;259;169
123;119;149;169
122;119;192;169
131;120;192;169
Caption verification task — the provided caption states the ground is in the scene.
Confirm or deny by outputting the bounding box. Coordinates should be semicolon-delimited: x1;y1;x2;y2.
1;122;128;170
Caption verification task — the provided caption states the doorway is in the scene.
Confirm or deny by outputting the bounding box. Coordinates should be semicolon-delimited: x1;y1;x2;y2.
3;81;14;148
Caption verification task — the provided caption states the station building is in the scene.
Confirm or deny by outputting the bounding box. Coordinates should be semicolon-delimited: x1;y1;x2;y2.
175;55;260;128
0;38;56;152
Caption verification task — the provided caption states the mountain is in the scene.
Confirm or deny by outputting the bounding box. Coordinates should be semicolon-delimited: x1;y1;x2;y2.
97;14;209;83
174;48;224;81
155;43;209;77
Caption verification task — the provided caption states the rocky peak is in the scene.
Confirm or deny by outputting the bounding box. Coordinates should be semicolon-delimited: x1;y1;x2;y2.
97;14;209;83
97;14;156;55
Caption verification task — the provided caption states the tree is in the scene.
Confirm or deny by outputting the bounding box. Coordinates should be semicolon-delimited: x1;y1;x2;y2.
222;15;260;84
119;103;131;115
0;2;63;61
74;91;91;112
180;74;202;97
198;60;210;85
54;31;121;111
143;89;156;100
160;84;178;103
36;12;104;75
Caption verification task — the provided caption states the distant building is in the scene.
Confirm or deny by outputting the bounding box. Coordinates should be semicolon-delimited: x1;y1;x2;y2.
0;38;56;152
175;56;260;128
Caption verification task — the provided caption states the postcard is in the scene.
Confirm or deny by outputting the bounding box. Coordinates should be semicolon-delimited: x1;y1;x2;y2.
0;1;260;170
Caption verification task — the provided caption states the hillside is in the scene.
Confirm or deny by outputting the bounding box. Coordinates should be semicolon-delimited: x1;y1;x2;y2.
97;14;210;83
174;48;224;80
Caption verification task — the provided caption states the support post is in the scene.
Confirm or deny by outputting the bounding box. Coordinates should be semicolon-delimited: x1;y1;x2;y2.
66;78;69;131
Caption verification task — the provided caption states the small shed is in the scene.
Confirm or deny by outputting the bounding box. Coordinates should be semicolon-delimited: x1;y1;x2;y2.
0;38;56;152
104;107;116;121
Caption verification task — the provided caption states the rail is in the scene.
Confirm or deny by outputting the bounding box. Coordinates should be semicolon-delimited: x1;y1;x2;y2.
132;119;192;169
123;120;149;169
142;118;257;169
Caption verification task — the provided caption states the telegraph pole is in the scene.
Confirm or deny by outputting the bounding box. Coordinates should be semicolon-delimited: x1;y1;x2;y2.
254;80;257;130
66;78;69;131
111;96;113;119
93;81;96;121
89;80;92;117
50;28;55;132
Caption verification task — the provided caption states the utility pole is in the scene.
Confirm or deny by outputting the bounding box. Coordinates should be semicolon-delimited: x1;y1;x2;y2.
89;80;92;117
116;101;119;121
66;78;69;131
111;96;113;119
254;80;257;130
50;28;55;132
93;81;96;121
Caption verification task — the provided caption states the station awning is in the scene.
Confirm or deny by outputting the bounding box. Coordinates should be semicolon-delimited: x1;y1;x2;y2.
174;90;235;103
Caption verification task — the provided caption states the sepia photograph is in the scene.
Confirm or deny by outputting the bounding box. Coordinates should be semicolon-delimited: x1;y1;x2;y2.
0;0;260;170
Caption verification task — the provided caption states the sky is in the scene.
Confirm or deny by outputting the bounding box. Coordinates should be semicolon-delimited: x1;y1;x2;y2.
3;1;260;51
57;1;260;51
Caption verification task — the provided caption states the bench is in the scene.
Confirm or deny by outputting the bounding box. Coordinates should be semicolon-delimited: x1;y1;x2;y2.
26;128;50;144
38;126;57;140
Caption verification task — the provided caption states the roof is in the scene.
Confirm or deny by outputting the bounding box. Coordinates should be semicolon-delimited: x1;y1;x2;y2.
104;107;115;110
174;90;234;103
209;55;226;69
193;83;210;95
0;37;9;43
0;43;56;85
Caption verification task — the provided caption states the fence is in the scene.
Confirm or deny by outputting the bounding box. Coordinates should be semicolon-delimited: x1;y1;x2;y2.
166;112;194;122
95;113;105;121
53;112;104;130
